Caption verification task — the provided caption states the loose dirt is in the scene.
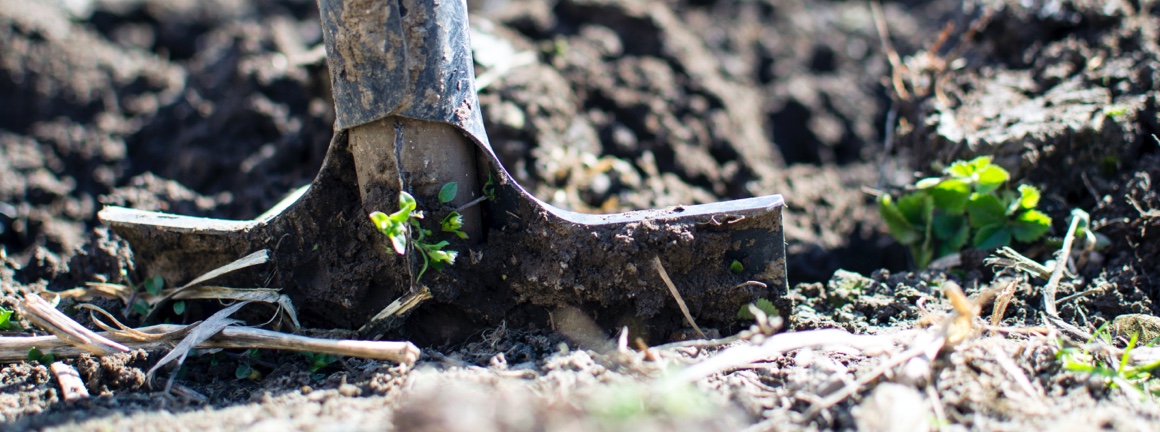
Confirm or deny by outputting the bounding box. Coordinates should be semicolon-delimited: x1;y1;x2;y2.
4;0;1160;430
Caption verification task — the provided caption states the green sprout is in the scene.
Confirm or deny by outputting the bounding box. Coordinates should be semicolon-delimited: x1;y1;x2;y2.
144;275;164;296
437;182;458;204
1058;329;1160;398
483;173;497;201
737;298;779;320
441;211;467;239
235;363;258;380
131;299;150;317
303;352;339;379
27;347;55;366
879;156;1052;268
1104;105;1129;119
728;260;744;274
234;348;262;380
369;183;467;284
0;306;14;330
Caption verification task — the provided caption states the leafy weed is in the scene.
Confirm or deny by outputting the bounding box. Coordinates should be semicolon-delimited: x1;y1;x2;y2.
878;156;1052;268
369;183;467;284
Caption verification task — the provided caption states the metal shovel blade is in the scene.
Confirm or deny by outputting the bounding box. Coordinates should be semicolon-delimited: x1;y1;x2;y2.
99;0;786;339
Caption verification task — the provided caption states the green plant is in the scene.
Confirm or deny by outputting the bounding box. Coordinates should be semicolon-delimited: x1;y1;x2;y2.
0;306;14;330
27;347;55;365
879;156;1052;268
128;275;166;317
1104;105;1129;119
1058;328;1160;398
144;275;164;296
482;173;497;201
235;349;262;380
737;298;779;320
369;183;466;283
303;352;339;379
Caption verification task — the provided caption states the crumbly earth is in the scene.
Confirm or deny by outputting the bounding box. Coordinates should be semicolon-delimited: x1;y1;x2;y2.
3;0;1160;430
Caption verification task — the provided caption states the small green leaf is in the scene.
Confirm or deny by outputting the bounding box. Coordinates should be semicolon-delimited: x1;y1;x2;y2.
132;300;150;316
369;211;391;232
973;223;1012;250
915;177;943;189
729;260;744;274
1011;209;1052;242
928;179;971;214
974;164;1010;194
398;191;417;213
441;211;467;239
438;182;458;204
945;158;977;178
878;195;920;245
737;299;779;320
427;249;457;266
967;156;992;172
27;347;56;366
144;275;164;296
235;363;253;380
0;306;13;330
896;193;934;227
966;194;1006;227
1017;184;1041;210
308;353;338;373
932;214;970;250
483;173;497;201
388;229;408;255
172;301;186;315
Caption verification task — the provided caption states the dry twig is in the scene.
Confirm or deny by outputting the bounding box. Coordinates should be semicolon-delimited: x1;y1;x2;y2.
1044;210;1087;317
654;256;705;339
671;328;898;384
990;279;1019;328
144;250;271;322
50;361;89;401
17;294;129;356
148;301;250;392
0;322;420;365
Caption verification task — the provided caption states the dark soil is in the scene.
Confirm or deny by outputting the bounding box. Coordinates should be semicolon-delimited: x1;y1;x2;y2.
3;0;1160;429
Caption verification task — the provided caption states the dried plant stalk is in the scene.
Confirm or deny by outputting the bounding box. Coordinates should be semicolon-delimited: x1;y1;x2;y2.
0;324;420;365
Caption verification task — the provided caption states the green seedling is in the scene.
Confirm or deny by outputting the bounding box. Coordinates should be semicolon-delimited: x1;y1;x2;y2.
124;275;166;317
437;182;458;204
172;301;186;315
729;260;744;274
1058;331;1160;398
303;352;339;380
482;173;497;201
27;347;55;366
144;275;164;296
132;299;150;317
1104;105;1129;119
235;349;262;380
737;298;779;320
441;211;467;239
235;363;257;380
879;156;1052;268
369;183;466;284
0;306;14;330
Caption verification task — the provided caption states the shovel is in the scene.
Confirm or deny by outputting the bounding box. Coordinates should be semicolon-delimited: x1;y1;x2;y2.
98;0;786;341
